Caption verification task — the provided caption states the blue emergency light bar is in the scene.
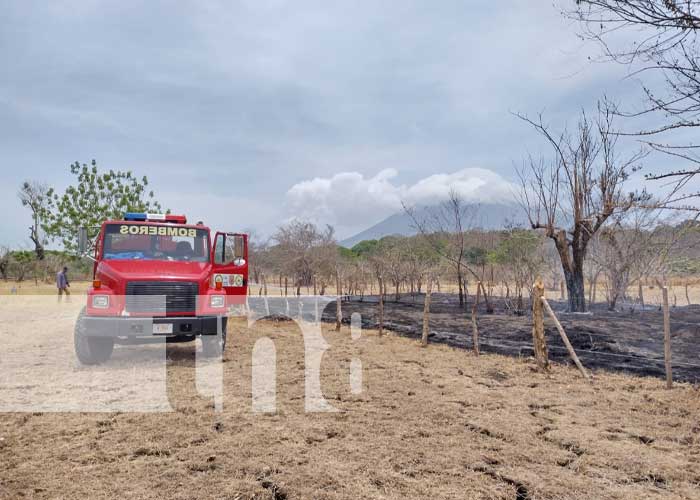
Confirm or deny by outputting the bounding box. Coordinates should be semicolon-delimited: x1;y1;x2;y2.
123;213;187;224
124;212;147;221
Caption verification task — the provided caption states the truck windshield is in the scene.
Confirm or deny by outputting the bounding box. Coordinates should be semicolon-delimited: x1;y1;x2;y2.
102;224;210;262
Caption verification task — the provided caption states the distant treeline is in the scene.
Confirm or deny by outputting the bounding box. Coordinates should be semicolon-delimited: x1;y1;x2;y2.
0;249;92;282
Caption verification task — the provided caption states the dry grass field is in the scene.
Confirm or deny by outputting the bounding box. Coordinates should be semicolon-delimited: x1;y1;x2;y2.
2;310;699;499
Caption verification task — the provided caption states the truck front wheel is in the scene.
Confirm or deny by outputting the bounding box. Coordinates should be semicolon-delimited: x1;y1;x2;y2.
74;307;114;365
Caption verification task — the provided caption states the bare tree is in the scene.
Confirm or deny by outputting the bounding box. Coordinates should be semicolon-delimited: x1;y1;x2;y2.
490;227;546;314
272;220;336;292
18;181;48;261
404;188;478;306
568;1;700;197
589;207;672;309
517;103;645;312
373;237;407;302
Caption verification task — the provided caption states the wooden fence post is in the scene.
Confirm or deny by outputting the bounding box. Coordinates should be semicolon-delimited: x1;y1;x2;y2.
377;274;384;337
542;297;590;380
421;275;433;347
335;269;342;331
661;285;673;389
531;278;550;371
471;281;481;355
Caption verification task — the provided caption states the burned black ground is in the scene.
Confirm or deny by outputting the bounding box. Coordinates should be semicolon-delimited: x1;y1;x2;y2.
315;293;700;383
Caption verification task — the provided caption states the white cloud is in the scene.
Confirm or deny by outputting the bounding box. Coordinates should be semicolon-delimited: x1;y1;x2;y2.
285;167;518;237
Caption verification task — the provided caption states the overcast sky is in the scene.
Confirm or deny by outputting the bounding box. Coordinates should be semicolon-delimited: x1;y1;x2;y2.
0;1;687;248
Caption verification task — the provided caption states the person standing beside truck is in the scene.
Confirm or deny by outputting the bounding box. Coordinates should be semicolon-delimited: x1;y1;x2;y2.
56;266;70;301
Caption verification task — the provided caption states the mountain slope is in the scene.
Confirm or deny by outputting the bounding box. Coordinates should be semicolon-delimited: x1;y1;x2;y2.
339;203;526;248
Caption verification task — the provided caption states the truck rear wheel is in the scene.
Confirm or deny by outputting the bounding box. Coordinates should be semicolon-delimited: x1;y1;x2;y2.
74;307;114;365
201;325;227;358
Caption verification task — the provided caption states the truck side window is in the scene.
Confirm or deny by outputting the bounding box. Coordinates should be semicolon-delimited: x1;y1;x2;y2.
214;235;225;264
214;233;246;265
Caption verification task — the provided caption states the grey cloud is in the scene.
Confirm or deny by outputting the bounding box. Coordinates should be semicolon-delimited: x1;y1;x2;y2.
0;1;671;246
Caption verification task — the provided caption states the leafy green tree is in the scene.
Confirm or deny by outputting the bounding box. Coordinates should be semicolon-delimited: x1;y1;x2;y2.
351;239;380;257
338;245;357;260
42;160;165;252
465;247;487;268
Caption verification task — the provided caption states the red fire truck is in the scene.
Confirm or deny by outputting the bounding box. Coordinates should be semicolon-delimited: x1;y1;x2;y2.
74;212;248;364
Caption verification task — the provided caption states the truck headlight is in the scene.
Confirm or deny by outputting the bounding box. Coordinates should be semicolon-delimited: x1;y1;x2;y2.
210;295;225;308
92;295;109;309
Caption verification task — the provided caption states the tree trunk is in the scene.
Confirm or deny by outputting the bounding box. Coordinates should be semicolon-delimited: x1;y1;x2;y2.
661;285;672;389
564;269;586;313
480;281;494;314
588;273;599;305
457;267;464;306
552;230;586;312
638;281;645;309
30;232;45;261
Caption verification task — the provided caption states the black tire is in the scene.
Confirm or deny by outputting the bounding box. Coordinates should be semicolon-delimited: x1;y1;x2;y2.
74;307;114;365
201;323;227;358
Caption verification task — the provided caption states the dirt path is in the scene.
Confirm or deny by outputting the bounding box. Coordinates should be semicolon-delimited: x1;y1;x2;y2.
2;318;700;499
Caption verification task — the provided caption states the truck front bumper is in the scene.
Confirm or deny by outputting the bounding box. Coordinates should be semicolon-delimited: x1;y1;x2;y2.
82;315;227;338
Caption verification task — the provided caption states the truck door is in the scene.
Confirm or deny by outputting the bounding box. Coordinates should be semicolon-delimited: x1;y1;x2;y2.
211;232;248;304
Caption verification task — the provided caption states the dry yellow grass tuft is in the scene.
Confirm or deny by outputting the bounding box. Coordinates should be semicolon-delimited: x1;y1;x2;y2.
1;318;699;499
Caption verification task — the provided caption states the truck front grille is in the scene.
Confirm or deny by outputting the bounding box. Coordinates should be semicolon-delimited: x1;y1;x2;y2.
125;281;199;314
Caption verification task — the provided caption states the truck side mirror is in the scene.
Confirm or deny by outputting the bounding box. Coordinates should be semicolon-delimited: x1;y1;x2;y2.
78;227;88;255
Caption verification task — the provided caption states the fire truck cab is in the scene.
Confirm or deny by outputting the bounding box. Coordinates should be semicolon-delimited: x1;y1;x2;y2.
74;212;248;365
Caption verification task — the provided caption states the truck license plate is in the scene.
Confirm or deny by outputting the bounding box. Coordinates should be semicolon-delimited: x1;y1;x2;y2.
153;323;173;334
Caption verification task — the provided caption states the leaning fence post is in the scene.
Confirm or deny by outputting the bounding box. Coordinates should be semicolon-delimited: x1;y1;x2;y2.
661;285;673;389
541;297;590;380
531;278;550;371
